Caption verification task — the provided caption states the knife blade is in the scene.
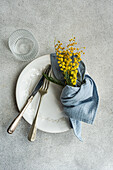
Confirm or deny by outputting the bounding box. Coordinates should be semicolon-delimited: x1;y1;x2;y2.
7;64;51;134
30;64;51;97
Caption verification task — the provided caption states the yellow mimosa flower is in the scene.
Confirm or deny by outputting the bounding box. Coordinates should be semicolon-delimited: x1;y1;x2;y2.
73;81;76;85
71;71;74;74
60;58;63;62
62;65;65;68
55;37;84;86
70;76;73;79
71;79;74;83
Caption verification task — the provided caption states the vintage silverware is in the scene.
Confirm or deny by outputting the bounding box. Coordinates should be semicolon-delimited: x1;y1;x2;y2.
7;64;51;134
28;69;51;141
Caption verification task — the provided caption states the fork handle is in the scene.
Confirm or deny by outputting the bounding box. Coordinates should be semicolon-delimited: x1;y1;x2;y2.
7;96;33;134
28;94;42;141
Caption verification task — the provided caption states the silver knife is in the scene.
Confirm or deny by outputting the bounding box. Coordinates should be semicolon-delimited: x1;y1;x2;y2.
7;64;51;134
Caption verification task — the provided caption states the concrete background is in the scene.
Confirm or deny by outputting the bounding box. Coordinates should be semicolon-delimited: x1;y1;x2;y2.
0;0;113;170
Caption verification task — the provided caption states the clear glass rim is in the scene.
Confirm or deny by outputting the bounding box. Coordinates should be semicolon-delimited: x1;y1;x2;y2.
8;29;39;61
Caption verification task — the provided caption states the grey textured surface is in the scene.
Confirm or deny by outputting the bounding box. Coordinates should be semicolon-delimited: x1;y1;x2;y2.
0;0;113;170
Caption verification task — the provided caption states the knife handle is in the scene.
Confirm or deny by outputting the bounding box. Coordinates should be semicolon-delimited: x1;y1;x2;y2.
7;96;33;134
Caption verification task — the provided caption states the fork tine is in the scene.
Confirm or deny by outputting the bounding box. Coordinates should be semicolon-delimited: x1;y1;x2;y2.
45;72;51;90
45;79;49;90
43;64;51;74
40;65;51;91
43;69;51;90
41;79;47;90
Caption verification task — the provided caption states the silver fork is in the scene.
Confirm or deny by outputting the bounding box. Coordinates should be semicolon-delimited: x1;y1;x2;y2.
28;70;51;141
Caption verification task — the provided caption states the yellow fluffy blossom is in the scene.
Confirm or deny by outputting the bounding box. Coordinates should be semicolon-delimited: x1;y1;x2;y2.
54;37;86;86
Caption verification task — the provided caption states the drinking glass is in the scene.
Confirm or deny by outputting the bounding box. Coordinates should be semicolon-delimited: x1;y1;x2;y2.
8;29;39;61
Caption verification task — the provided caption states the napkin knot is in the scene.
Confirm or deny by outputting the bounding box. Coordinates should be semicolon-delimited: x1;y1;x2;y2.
50;53;99;141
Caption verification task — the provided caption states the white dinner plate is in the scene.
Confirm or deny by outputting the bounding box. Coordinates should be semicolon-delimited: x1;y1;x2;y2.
16;54;71;133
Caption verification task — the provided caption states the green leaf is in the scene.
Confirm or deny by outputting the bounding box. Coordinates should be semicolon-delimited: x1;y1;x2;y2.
43;73;64;87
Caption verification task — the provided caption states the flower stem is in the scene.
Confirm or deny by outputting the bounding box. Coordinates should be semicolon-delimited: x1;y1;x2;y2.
43;73;64;87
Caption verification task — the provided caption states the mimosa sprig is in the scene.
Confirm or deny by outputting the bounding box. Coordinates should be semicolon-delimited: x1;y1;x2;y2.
43;37;86;87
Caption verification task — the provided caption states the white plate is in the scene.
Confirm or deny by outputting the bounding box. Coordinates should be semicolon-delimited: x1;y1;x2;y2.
16;54;71;133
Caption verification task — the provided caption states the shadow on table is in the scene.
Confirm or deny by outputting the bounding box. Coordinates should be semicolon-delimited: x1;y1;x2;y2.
3;39;10;51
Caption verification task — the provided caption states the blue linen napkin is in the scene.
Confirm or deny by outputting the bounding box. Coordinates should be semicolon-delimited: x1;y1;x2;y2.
50;53;99;141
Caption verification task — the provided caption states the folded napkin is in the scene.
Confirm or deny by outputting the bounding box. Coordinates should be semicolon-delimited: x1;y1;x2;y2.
50;53;99;141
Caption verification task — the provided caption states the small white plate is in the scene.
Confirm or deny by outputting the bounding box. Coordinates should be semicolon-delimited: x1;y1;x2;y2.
16;54;71;133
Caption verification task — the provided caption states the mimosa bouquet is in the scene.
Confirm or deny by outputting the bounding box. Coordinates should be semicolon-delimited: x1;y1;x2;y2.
44;37;86;87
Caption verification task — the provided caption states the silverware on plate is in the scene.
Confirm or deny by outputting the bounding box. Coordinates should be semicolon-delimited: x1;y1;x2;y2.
7;64;51;134
28;69;51;141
